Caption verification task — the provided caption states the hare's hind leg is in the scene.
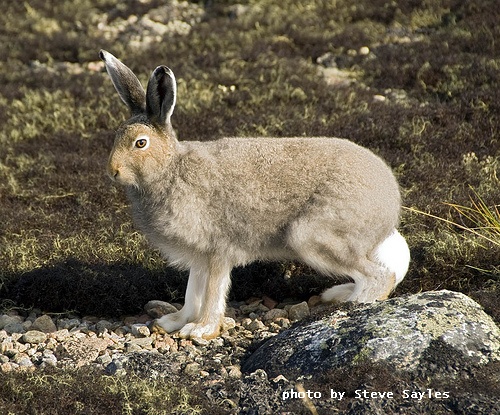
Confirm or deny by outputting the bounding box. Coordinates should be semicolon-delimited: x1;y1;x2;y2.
154;260;208;333
179;257;232;340
321;230;410;303
288;222;407;303
320;260;396;303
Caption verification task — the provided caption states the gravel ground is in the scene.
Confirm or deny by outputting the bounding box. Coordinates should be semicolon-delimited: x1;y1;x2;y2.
0;296;313;375
2;297;499;414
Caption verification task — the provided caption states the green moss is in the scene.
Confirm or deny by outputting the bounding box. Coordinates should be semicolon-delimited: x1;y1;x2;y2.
0;368;203;415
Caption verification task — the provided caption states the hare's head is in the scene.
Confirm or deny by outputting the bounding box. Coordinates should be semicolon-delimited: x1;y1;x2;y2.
100;50;178;187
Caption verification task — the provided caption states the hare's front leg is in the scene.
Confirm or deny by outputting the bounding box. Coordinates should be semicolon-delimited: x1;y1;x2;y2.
179;258;231;340
154;263;207;333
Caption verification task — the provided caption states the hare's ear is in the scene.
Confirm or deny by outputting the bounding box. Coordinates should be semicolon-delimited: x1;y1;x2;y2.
99;50;146;115
146;66;176;127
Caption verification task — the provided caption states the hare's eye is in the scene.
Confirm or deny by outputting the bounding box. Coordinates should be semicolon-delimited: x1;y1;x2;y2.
134;135;150;149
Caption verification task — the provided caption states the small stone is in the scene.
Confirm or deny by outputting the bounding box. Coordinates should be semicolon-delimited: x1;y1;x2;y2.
96;320;113;333
31;315;57;333
22;331;48;344
4;323;25;335
14;354;34;367
221;317;236;332
0;315;22;330
288;301;310;321
22;320;33;331
184;362;201;376
225;307;238;320
246;319;266;331
192;337;209;347
126;337;153;351
308;295;323;308
55;337;110;367
125;342;143;353
41;353;58;367
373;94;387;102
263;308;288;321
227;365;242;379
262;295;278;310
123;316;139;326
52;329;70;342
1;362;14;373
114;326;129;336
105;355;129;376
359;46;370;55
96;354;113;366
240;300;263;315
131;324;151;338
275;318;291;329
57;318;81;331
144;301;178;318
135;314;151;324
0;340;15;354
154;336;176;353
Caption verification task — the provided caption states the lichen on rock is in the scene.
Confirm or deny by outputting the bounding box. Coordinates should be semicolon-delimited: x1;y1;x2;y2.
242;290;500;377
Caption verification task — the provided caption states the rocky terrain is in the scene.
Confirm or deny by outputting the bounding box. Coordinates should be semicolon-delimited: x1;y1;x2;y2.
1;291;499;414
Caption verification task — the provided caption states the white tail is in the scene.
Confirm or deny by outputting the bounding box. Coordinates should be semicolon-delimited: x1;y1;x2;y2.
374;229;410;286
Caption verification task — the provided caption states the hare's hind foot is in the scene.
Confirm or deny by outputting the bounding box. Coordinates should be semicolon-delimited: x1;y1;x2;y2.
321;268;397;304
321;283;355;303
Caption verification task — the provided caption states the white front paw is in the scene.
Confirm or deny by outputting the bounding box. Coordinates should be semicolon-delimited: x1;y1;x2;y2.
153;311;188;334
179;321;220;340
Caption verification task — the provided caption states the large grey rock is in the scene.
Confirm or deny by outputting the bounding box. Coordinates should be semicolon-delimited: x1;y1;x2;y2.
242;290;500;377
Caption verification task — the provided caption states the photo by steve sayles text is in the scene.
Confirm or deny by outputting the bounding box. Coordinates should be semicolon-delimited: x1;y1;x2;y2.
282;387;451;402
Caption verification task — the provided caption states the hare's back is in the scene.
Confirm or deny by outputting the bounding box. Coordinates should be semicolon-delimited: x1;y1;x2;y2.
186;136;401;219
203;136;397;193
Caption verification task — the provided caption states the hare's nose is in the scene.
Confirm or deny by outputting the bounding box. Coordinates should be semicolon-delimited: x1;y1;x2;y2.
107;164;120;181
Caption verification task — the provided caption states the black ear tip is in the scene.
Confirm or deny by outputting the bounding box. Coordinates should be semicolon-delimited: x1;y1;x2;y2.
153;65;167;78
99;50;107;62
153;66;174;80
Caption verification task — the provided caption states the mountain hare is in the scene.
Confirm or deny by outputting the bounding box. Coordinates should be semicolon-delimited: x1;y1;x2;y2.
100;50;410;339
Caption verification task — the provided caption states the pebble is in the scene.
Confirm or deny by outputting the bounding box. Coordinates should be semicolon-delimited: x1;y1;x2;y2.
125;337;153;352
184;362;201;376
4;323;25;335
58;318;81;331
22;331;48;344
31;315;57;333
131;324;150;338
0;295;324;376
0;315;22;330
288;301;310;321
263;308;288;321
96;320;114;333
144;300;178;318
